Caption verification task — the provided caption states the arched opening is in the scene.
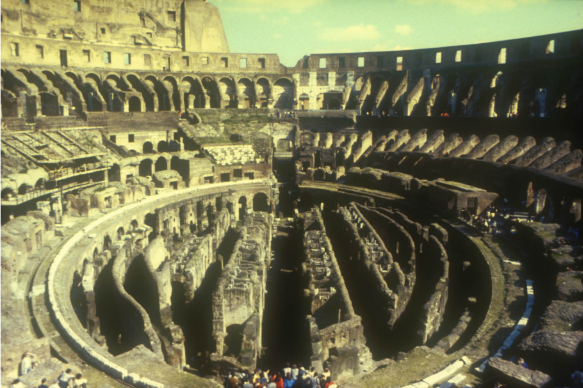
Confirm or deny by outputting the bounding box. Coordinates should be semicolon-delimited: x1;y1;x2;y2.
219;78;237;108
117;227;125;241
127;74;154;112
163;76;181;112
143;142;154;154
109;164;121;182
328;98;341;110
157;141;168;153
202;77;220;108
1;188;15;199
139;159;153;177
238;78;254;108
181;77;205;109
35;178;46;190
94;262;132;355
256;78;270;108
40;93;59;116
124;255;162;328
253;193;269;213
238;196;247;221
155;157;167;172
128;96;142;112
273;78;293;109
18;183;31;195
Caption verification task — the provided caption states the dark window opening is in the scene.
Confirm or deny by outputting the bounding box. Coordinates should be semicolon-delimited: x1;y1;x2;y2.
221;57;228;68
83;49;90;62
339;57;346;68
100;27;106;34
221;173;230;182
74;0;81;12
128;134;134;143
183;56;189;66
259;58;266;68
167;11;176;22
60;49;68;67
110;135;116;143
36;45;44;59
234;169;243;178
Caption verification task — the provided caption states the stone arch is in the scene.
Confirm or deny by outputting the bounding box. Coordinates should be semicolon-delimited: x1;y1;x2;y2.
127;74;154;112
456;71;480;116
181;76;204;109
1;188;15;199
273;78;293;109
139;159;153;177
128;96;142;112
253;192;269;213
117;227;125;241
219;77;237;108
35;178;46;190
163;76;180;111
39;92;59;116
237;78;254;108
202;76;220;108
109;163;121;182
143;141;154;154
145;75;168;111
501;68;525;117
256;78;270;108
155;156;167;172
157;141;168;153
84;72;107;111
18;183;31;195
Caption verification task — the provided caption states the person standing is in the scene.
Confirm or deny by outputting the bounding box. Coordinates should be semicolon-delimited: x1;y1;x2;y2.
39;378;49;388
284;374;294;388
291;365;299;380
20;354;32;375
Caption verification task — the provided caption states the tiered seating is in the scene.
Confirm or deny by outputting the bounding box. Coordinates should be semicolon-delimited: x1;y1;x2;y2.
203;144;258;166
2;130;105;163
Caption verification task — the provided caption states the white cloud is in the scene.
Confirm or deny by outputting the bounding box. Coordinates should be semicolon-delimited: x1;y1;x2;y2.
273;33;282;39
404;0;548;13
313;21;323;27
220;0;326;14
395;25;413;35
319;24;381;42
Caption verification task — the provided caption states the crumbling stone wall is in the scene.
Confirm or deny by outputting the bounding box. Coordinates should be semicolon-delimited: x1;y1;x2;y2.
211;212;271;371
300;207;373;379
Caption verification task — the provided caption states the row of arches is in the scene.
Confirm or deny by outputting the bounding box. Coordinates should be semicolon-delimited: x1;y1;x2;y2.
1;68;295;117
352;65;581;119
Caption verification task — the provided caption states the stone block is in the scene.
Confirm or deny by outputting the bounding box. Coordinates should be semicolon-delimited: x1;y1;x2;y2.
485;357;552;388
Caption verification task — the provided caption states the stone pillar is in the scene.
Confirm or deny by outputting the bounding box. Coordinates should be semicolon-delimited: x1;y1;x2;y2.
569;198;581;224
534;189;547;215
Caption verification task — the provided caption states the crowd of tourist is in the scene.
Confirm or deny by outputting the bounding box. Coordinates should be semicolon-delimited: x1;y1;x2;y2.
223;364;337;388
272;110;297;119
459;205;537;235
11;369;87;388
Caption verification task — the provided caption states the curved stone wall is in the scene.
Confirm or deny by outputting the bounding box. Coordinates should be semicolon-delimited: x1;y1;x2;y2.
47;180;273;387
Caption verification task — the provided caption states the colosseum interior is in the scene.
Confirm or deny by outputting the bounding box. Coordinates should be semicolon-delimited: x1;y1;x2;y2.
1;1;583;388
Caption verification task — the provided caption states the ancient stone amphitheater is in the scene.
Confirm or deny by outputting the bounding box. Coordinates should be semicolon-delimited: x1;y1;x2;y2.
2;1;583;388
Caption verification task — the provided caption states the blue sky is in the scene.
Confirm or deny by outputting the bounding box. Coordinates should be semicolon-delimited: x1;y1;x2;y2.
214;0;583;67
